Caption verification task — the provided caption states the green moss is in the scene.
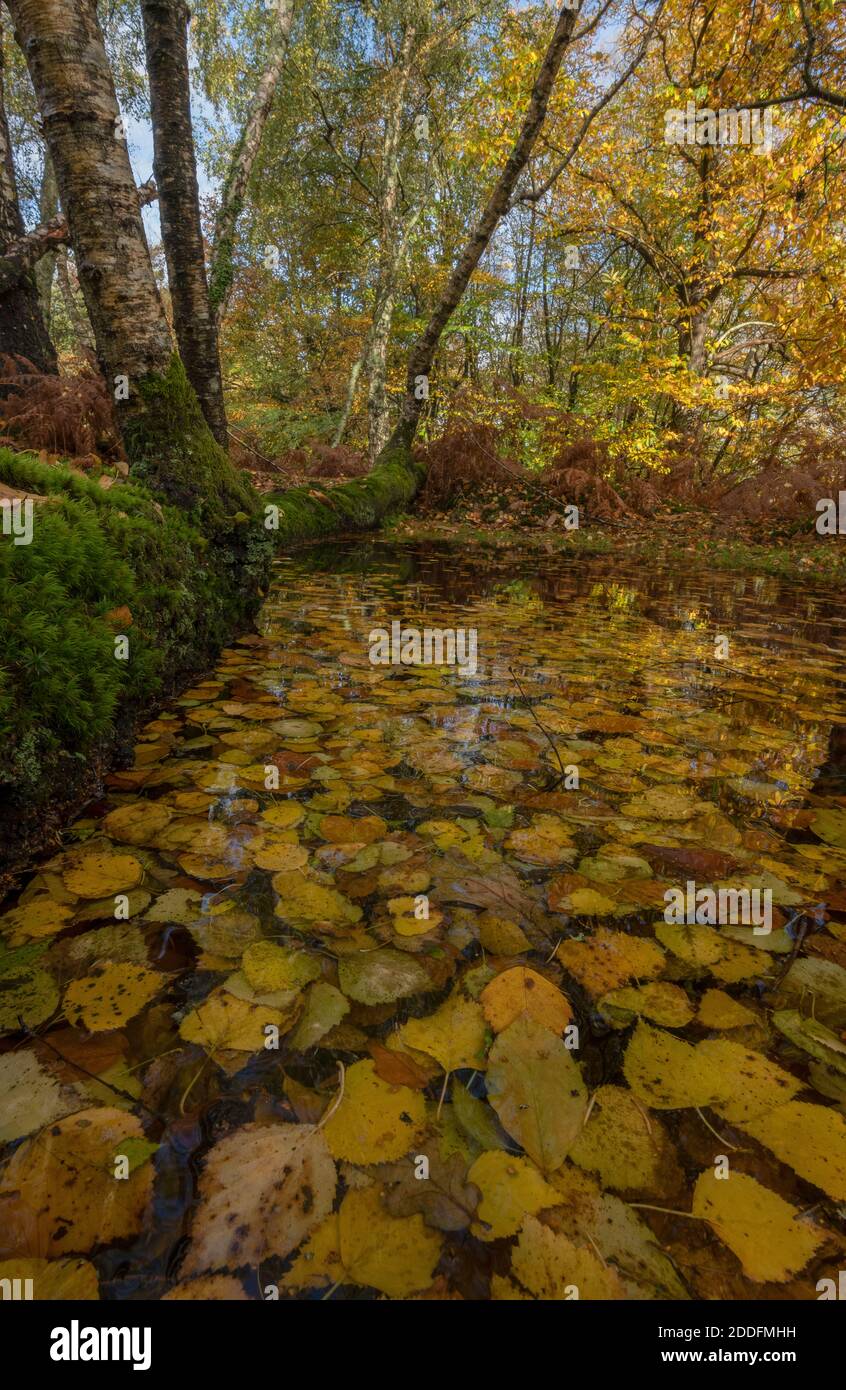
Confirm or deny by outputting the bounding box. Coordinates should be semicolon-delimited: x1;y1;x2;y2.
0;447;268;861
122;354;258;531
264;445;426;544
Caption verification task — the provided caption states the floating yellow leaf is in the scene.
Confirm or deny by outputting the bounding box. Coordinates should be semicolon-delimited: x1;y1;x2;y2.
481;966;573;1034
0;963;59;1032
261;802;305;829
620;788;700;821
179;989;284;1052
272;869;362;927
511;1215;624;1299
698;989;757;1030
289;982;349;1050
569;1084;678;1196
468;1152;561;1240
241;941;321;994
176;854;236;882
101;801;172;845
556;928;665;997
655;921;723;966
743;1101;846;1201
692;1169;825;1282
387;895;443;937
0;1258;99;1300
251;842;309;872
623;1022;731;1109
702;1040;803;1124
62;851;143;898
477;914;530;954
397;993;487;1071
567;887;618;916
486;1016;586;1171
64;963;163;1033
598;981;694;1028
283;1186;441;1297
0;1107;152;1255
3;896;73;944
183;1123;336;1273
0;1050;83;1143
322;1059;426;1163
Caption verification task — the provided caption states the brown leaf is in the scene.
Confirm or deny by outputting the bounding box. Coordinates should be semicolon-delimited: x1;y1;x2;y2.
368;1041;430;1089
638;844;741;878
105;605;133;628
378;1153;481;1231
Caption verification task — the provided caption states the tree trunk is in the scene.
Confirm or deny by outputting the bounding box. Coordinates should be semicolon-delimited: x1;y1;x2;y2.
140;0;228;446
5;0;255;530
56;246;95;354
364;23;416;460
386;3;580;453
0;177;157;298
33;153;57;321
0;34;56;373
5;0;170;392
209;0;294;324
264;3;582;539
367;283;396;458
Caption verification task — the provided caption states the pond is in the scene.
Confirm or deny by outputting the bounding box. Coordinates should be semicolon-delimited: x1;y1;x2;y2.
2;539;846;1301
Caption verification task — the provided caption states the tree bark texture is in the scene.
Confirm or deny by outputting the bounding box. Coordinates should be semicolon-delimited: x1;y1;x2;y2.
0;33;56;373
5;0;172;417
140;0;228;446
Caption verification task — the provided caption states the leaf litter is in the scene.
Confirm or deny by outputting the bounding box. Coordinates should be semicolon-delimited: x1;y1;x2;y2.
2;544;846;1299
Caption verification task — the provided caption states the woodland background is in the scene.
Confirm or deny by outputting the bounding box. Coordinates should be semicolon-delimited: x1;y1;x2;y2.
1;0;845;530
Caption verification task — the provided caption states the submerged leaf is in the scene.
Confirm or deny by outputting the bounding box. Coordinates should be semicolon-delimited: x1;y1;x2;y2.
486;1016;587;1171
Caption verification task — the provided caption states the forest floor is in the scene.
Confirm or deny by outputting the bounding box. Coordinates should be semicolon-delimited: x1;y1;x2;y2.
233;445;846;587
386;511;846;587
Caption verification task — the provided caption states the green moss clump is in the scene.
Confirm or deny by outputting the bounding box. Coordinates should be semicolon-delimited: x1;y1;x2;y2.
122;355;258;529
263;444;426;543
0;447;268;865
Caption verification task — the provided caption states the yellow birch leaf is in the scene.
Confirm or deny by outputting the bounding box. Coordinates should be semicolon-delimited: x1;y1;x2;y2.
481;966;573;1034
322;1059;426;1163
468;1151;561;1240
397;994;487;1071
64;963;163;1033
692;1169;826;1282
624;1022;732;1109
511;1215;625;1299
486;1016;587;1171
179;988;285;1052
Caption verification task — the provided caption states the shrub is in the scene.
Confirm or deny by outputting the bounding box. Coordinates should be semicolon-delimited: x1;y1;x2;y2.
0;354;122;460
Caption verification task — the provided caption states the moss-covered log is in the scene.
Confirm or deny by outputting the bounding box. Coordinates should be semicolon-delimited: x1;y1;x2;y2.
263;442;426;544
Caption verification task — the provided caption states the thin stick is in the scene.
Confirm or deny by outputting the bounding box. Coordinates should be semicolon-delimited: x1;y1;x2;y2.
227;426;291;474
631;1095;653;1135
629;1203;701;1220
316;1061;346;1132
509;665;568;784
179;1049;215;1115
437;1069;450;1117
695;1107;739;1151
24;1019;160;1119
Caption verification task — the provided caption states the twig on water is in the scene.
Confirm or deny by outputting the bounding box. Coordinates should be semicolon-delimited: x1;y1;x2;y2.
508;665;569;789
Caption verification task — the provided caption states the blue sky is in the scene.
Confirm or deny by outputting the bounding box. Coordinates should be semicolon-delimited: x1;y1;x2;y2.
127;90;218;246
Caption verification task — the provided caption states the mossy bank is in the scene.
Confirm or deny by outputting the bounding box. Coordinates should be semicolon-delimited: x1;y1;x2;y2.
0;445;273;878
